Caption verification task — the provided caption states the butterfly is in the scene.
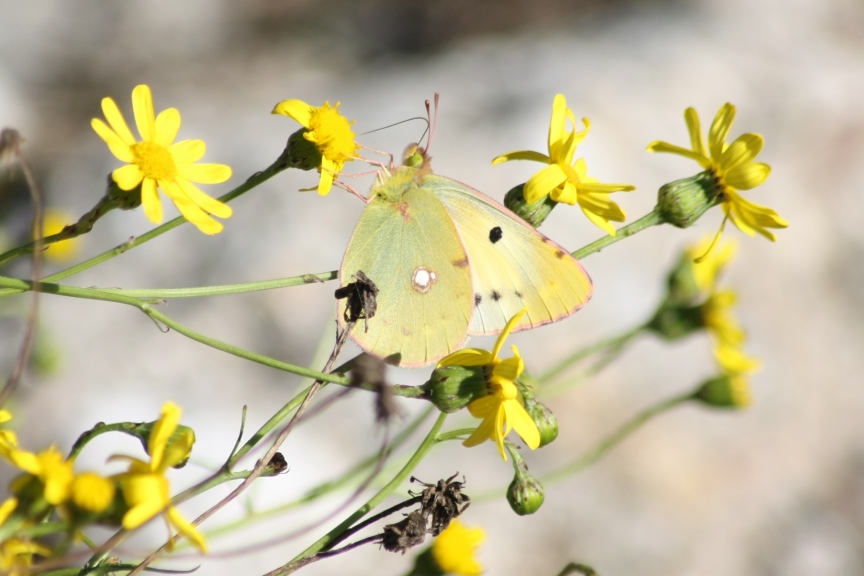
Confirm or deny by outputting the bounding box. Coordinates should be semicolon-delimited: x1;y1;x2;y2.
338;145;592;367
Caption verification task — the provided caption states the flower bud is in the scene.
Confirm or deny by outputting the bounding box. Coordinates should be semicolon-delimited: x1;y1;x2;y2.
504;184;556;228
693;375;751;409
106;176;143;210
517;382;558;447
127;422;196;469
655;170;720;228
663;253;702;306
283;128;323;171
421;365;489;413
646;302;705;341
507;472;545;516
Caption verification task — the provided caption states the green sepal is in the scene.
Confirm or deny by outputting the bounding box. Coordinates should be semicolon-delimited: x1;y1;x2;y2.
421;364;488;413
656;170;721;228
504;183;557;228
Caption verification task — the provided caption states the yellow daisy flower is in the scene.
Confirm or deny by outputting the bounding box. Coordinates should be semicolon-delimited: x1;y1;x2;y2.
647;103;788;246
113;402;206;553
492;94;635;235
6;446;74;506
70;472;116;513
431;519;485;575
437;309;540;461
272;99;360;195
0;538;51;576
91;84;233;234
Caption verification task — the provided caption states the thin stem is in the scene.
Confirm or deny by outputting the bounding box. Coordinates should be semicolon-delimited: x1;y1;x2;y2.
543;391;692;485
0;154;292;296
572;210;664;260
275;412;448;574
538;322;646;385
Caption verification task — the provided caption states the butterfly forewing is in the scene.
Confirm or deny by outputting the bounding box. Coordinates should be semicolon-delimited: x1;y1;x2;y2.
339;169;474;366
427;174;593;335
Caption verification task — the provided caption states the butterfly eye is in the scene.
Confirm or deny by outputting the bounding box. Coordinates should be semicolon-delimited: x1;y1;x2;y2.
489;227;503;244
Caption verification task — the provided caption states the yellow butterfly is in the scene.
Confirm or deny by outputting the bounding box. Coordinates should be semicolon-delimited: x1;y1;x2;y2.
338;146;592;367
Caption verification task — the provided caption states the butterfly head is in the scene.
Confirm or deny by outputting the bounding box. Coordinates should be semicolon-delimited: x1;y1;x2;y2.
402;143;433;175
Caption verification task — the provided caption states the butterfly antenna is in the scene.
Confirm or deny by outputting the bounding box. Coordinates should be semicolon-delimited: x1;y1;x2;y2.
424;93;440;153
358;117;427;136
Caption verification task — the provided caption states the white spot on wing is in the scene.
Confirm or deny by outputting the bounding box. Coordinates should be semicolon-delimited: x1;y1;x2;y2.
412;266;438;294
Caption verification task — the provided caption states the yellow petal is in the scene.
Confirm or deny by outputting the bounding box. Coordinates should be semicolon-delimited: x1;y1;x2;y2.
492;401;507;460
272;99;313;128
491;150;550;165
646;140;712;169
0;497;17;525
170;195;224;235
524;163;567;203
100;96;136;145
491;357;523;388
167;507;207;553
169;139;206;164
467;395;499;419
580;204;618;236
132;85;156;142
437;349;493;368
504;400;541;449
725;161;770;190
317;165;335;196
462;411;497;447
91;118;134;163
176;163;232;185
153;108;181;148
112;164;144;191
491;308;527;360
684;107;706;158
578;192;626;221
141;178;163;224
719;133;763;172
548;94;568;153
162;429;194;469
708;103;735;161
175;178;232;218
149;402;181;471
122;497;165;530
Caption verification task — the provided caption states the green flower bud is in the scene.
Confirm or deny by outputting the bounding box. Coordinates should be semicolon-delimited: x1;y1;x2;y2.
517;382;558;447
284;127;323;171
507;473;545;516
504;184;557;228
664;253;702;306
421;364;489;413
106;176;143;210
646;301;705;341
693;375;751;409
656;170;721;228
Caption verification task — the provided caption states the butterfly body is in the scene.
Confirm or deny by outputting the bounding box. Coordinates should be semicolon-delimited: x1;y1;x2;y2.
339;156;592;367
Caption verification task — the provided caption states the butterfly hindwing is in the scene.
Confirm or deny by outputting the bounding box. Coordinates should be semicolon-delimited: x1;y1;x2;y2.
339;169;474;366
425;174;593;335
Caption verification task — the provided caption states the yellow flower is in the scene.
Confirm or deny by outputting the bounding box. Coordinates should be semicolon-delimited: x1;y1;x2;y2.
38;209;80;263
0;538;51;576
6;446;74;506
272;99;360;195
492;94;635;235
687;237;736;293
0;410;19;458
647;103;788;246
700;291;760;377
114;402;206;553
0;498;18;526
91;84;233;234
431;519;485;575
438;309;540;461
71;472;116;513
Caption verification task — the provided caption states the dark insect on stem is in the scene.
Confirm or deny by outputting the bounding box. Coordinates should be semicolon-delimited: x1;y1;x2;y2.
409;472;471;536
334;270;379;331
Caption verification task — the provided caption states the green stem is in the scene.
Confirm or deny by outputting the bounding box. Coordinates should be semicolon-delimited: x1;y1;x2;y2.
572;210;664;260
543;391;692;485
0;155;291;295
538;322;646;385
203;407;434;542
91;271;337;299
287;412;448;567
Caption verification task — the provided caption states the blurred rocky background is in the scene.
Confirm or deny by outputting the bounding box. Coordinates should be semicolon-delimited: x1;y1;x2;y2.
0;0;862;574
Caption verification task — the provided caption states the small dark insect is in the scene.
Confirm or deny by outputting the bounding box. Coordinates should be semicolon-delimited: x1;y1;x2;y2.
409;473;471;536
334;271;379;330
489;226;503;244
268;452;289;474
380;510;427;554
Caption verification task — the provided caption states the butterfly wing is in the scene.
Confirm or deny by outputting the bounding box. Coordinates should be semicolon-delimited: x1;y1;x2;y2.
339;168;474;367
426;174;593;335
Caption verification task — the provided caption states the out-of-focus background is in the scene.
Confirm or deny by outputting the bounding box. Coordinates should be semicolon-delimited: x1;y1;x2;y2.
1;0;862;574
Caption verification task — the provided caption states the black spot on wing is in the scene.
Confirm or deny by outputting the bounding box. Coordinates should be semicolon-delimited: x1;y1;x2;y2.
490;290;502;302
474;293;482;306
515;290;523;299
489;226;503;244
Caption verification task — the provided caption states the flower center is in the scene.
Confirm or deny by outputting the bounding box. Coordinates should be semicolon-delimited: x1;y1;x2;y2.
131;141;177;182
307;103;357;163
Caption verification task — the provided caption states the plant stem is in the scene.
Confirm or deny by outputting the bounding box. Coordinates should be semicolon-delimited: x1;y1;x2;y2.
279;412;448;572
572;210;664;260
543;391;692;484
